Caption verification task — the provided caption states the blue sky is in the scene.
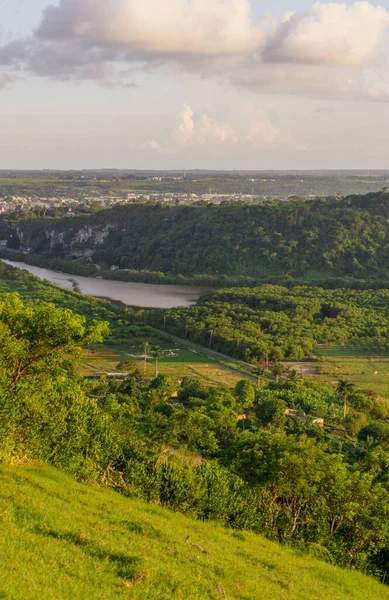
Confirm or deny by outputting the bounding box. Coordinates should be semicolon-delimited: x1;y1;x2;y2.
1;0;389;169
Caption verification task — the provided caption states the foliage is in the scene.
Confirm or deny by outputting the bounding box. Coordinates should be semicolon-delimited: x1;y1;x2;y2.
154;285;389;361
12;190;389;286
1;292;389;582
0;260;158;341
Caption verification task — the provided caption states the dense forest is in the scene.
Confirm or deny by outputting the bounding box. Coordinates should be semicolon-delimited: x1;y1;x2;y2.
10;189;389;285
1;281;389;582
150;285;389;361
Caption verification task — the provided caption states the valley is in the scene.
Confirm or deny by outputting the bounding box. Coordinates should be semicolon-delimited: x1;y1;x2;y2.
3;190;389;596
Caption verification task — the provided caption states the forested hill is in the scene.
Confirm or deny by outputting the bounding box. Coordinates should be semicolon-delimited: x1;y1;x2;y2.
11;190;389;283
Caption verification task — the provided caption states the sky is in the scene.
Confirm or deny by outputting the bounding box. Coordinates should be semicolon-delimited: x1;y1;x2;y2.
1;0;389;170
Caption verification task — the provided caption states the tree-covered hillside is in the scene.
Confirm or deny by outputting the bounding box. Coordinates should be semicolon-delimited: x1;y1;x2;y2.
2;290;389;583
11;190;389;284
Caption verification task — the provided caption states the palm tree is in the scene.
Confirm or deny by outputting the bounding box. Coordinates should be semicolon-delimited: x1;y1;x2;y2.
288;370;302;386
336;379;355;420
153;345;163;377
143;341;151;375
272;363;283;383
252;366;266;387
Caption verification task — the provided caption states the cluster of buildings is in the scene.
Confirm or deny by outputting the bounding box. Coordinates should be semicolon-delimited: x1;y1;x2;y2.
0;191;269;215
124;192;264;204
0;195;79;214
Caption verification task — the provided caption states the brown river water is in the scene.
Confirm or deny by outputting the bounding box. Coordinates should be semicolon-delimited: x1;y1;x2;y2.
3;260;208;309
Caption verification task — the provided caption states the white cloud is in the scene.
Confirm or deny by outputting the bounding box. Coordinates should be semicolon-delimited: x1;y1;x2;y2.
172;105;196;146
234;61;389;101
141;139;172;154
172;105;240;146
173;105;241;147
33;0;388;70
1;0;389;102
36;0;260;57
247;115;279;147
146;104;279;153
262;2;389;66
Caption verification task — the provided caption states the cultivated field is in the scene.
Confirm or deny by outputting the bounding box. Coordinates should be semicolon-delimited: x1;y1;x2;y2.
293;343;389;396
81;340;253;387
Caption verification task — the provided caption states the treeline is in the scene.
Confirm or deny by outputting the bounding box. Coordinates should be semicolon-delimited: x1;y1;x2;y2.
0;248;226;286
1;293;389;581
11;189;389;284
149;285;389;361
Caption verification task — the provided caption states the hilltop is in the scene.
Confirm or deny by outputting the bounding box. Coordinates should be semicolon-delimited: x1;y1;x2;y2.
1;465;388;600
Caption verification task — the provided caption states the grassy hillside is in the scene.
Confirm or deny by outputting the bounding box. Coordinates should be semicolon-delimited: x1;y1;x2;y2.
0;466;388;600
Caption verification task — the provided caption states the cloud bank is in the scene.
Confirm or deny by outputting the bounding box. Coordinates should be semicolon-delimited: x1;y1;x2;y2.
36;0;260;57
263;2;389;66
145;104;280;155
1;0;389;99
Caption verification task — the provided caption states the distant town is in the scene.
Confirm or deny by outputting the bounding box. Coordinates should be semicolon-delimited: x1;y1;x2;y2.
1;169;389;216
0;191;274;215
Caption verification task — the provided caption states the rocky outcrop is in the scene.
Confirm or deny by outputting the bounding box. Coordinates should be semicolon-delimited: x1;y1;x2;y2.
17;222;116;260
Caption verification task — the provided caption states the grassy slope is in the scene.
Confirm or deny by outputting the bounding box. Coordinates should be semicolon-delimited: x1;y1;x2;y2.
0;466;388;600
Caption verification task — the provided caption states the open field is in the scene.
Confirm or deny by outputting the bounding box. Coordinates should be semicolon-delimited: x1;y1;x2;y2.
1;464;388;600
81;340;254;387
80;339;389;395
291;344;389;396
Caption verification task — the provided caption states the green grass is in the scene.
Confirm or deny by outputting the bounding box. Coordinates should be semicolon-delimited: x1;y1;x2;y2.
0;465;388;600
312;343;389;396
82;341;254;387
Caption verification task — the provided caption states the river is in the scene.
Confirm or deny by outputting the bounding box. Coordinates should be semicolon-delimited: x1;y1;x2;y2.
2;260;208;309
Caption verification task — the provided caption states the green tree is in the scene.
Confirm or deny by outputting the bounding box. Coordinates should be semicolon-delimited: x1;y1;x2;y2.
288;370;302;386
336;380;355;420
0;294;116;473
272;363;283;383
358;421;389;446
252;366;266;387
152;345;163;377
149;374;176;402
255;398;286;430
116;359;136;373
235;380;256;408
143;341;151;375
177;378;209;407
0;293;108;394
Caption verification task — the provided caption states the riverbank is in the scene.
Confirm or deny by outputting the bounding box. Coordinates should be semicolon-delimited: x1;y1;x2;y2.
2;248;389;290
0;248;239;287
1;259;208;309
0;259;257;386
